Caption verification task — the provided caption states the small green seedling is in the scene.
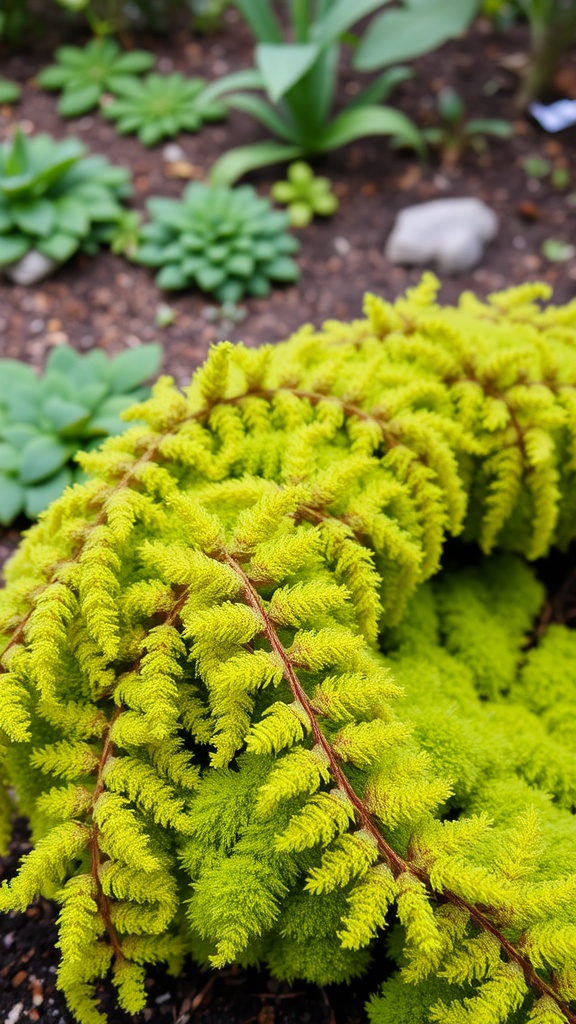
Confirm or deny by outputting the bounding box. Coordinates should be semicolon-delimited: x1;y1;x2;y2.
522;155;551;180
423;86;513;166
541;238;575;263
109;210;142;258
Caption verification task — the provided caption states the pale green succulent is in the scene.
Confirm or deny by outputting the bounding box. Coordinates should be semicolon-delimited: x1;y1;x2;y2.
37;38;154;117
271;162;339;228
102;73;227;146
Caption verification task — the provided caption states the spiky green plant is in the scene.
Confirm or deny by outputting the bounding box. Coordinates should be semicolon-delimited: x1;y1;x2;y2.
37;38;154;118
0;129;131;268
101;73;227;146
271;161;338;228
0;343;162;526
136;182;300;300
1;277;576;1024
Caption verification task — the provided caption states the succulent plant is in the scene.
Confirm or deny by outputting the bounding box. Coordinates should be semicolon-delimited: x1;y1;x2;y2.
102;72;227;146
0;77;21;104
271;161;339;228
37;37;154;117
136;182;300;302
0;342;162;526
0;128;131;269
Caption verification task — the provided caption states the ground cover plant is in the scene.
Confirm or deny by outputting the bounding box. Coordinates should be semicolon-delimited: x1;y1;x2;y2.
0;342;162;525
0;278;576;1024
136;182;300;299
0;129;131;268
37;38;155;118
102;72;228;146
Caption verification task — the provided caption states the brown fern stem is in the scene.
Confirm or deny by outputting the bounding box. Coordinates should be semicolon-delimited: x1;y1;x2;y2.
227;553;576;1024
90;705;123;962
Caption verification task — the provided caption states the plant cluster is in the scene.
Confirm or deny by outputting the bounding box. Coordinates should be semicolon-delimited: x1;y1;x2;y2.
1;278;576;1024
0;129;131;268
423;86;514;166
204;0;479;184
37;38;154;118
136;182;300;301
102;72;227;146
0;342;162;526
271;162;339;228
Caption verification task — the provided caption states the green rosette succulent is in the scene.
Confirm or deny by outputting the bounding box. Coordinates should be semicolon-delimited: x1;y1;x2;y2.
136;182;300;302
0;342;162;526
0;129;131;268
102;73;227;146
271;161;339;227
37;38;154;118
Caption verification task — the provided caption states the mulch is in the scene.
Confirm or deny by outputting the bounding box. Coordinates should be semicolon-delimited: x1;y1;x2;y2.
1;7;576;1022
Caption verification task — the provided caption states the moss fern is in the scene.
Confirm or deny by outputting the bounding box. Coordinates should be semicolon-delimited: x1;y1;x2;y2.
1;276;576;1023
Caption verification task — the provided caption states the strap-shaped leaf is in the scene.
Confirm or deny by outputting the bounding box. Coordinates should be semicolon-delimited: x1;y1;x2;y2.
316;104;425;156
256;42;321;103
355;0;479;71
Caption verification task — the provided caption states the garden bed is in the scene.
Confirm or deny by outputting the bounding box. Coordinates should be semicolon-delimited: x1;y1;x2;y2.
1;7;576;1024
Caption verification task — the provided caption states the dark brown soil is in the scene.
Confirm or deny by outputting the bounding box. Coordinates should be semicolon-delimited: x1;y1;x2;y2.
1;8;576;1023
1;11;576;385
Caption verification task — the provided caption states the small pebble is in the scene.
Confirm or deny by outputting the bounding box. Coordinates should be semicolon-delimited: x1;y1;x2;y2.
162;142;186;163
4;1002;24;1024
334;236;350;256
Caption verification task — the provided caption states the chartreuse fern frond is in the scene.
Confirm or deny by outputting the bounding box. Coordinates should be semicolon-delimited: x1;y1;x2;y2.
1;280;576;1023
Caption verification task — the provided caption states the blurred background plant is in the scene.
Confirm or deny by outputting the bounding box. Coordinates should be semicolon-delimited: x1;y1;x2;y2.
271;162;338;227
0;0;229;40
37;38;154;117
206;0;479;184
516;0;576;106
0;78;21;104
422;86;514;166
0;128;132;268
0;342;161;525
102;72;228;145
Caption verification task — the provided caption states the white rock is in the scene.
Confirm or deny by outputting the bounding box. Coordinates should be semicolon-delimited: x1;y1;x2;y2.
162;142;186;163
385;198;499;275
4;250;59;286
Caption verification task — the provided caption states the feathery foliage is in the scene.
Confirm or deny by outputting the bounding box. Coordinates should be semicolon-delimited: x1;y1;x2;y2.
1;276;576;1023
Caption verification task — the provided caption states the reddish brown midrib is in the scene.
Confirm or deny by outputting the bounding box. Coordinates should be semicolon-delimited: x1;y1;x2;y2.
226;553;576;1024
